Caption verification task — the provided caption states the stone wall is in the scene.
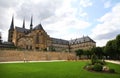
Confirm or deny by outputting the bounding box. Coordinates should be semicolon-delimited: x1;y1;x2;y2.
0;50;76;62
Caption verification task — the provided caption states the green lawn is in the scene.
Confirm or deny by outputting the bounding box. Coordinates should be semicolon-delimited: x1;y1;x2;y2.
0;61;120;78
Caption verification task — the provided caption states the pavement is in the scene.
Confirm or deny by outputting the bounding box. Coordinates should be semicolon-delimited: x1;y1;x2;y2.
0;60;66;64
105;60;120;65
0;60;120;65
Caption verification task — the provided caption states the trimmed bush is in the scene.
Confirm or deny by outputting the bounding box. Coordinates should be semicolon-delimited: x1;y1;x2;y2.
91;54;98;65
86;65;93;70
109;69;115;73
93;63;103;71
96;60;106;65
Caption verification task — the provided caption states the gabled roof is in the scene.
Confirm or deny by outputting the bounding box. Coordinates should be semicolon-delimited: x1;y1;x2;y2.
34;24;44;30
3;42;14;45
69;36;96;44
51;38;69;45
15;27;29;33
0;42;15;48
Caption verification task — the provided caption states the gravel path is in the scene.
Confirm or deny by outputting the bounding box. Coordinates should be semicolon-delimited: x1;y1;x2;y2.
0;60;120;65
0;60;66;64
105;60;120;65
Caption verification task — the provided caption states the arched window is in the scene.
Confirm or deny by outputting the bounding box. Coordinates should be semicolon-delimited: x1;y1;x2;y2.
30;45;32;49
35;33;39;44
26;45;28;49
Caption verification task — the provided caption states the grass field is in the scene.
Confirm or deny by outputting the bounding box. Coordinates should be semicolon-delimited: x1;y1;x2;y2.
0;61;120;78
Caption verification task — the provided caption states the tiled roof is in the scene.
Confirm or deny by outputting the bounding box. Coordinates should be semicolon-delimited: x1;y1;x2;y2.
0;42;15;48
69;36;95;44
34;24;44;30
3;42;14;45
15;27;29;33
51;36;95;45
51;38;69;45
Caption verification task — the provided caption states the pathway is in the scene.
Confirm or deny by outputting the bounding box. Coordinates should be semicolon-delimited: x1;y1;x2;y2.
105;60;120;65
0;60;66;64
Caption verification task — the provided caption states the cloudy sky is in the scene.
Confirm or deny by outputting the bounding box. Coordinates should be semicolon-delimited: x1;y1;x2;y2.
0;0;120;46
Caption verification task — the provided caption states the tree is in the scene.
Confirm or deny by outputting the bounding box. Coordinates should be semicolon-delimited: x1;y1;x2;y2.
116;34;120;59
104;40;116;59
83;50;92;59
91;53;98;65
75;49;83;59
103;34;120;60
90;47;103;59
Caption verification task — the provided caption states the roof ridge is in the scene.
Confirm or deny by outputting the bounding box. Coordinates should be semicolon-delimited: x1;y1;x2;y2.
33;23;44;30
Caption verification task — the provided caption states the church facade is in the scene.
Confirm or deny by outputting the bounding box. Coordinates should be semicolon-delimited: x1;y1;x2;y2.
8;16;96;52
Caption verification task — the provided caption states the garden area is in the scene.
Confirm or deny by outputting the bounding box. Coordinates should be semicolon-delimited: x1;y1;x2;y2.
0;61;120;78
84;53;118;73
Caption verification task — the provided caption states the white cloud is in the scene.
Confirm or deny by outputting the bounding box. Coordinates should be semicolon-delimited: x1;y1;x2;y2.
79;12;88;17
104;1;111;8
55;0;76;18
91;3;120;46
80;0;93;7
41;0;91;40
0;0;18;8
95;39;108;47
0;0;91;41
43;15;91;40
16;0;63;22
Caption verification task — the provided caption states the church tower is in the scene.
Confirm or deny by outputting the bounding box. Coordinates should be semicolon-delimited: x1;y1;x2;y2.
30;16;33;30
23;18;25;28
8;16;14;42
0;32;2;44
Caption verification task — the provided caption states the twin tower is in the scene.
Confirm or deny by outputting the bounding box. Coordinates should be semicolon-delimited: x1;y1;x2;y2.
8;16;33;42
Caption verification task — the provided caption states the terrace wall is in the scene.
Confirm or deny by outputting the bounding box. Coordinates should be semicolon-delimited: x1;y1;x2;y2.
0;50;76;62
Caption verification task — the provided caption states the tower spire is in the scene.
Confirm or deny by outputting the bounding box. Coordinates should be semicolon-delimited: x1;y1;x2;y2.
10;15;14;30
0;32;2;44
23;18;25;28
30;16;33;30
8;16;14;42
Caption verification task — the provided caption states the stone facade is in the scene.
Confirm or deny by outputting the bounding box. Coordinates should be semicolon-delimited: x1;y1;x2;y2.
0;50;76;62
12;24;51;50
8;16;96;52
69;36;96;51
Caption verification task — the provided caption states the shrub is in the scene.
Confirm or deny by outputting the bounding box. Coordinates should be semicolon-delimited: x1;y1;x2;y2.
86;65;93;70
96;60;106;65
102;66;109;72
93;63;103;71
86;62;92;66
109;69;115;73
91;54;98;65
